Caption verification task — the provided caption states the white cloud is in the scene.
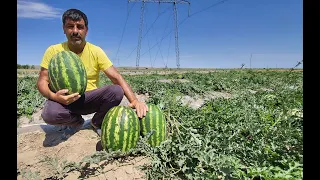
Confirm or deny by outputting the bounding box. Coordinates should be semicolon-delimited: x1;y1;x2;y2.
17;0;63;19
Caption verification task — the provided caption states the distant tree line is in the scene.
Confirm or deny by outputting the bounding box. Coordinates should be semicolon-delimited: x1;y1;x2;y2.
17;64;35;69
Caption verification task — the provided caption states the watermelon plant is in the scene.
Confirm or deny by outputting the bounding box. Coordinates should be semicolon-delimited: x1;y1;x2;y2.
17;76;46;119
17;68;303;179
48;50;88;95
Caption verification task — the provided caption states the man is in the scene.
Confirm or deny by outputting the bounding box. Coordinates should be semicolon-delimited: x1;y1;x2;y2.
37;8;148;138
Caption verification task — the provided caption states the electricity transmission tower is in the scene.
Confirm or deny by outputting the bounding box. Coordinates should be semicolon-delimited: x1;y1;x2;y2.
128;0;190;69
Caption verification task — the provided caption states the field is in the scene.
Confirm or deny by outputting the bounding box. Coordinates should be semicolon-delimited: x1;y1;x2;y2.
17;68;303;179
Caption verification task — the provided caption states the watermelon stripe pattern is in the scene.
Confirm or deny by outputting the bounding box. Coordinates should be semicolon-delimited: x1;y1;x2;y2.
48;51;87;95
101;106;140;152
141;104;166;147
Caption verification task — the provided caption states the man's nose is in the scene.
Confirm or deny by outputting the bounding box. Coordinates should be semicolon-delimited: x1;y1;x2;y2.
72;26;79;33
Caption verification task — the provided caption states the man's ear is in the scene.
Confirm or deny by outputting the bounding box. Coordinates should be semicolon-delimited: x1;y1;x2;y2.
63;25;66;34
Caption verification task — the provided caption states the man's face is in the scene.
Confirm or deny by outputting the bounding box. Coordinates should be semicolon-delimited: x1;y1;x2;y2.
63;18;88;46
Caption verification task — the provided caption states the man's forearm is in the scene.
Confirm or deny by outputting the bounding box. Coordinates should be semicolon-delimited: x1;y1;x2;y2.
37;80;55;100
112;75;138;103
103;66;138;104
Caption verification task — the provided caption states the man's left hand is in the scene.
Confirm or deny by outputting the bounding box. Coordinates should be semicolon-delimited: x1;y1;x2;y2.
129;100;148;118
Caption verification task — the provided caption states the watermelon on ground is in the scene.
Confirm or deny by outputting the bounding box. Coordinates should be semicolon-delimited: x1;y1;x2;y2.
140;104;167;147
101;106;140;152
48;50;87;95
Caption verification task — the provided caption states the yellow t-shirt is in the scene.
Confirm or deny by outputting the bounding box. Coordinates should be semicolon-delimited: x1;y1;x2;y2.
40;41;113;92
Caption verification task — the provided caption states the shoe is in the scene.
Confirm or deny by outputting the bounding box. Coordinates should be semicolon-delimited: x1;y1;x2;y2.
53;125;68;132
82;120;94;130
90;119;102;137
96;129;101;137
60;124;83;140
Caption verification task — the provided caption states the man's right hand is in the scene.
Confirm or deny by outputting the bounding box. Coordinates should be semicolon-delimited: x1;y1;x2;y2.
37;68;81;105
54;89;81;105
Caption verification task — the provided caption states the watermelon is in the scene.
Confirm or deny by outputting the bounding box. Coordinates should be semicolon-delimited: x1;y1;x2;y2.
101;106;140;152
140;104;166;147
48;50;87;95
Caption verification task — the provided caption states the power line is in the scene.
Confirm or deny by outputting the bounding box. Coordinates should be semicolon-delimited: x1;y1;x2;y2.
143;7;172;40
129;0;190;69
123;6;171;62
165;29;173;68
190;0;229;17
135;1;146;69
151;8;173;68
140;0;231;58
144;5;153;67
124;0;230;67
114;2;136;66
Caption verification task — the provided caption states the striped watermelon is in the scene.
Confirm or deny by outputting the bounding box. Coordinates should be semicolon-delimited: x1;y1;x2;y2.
140;104;166;147
101;106;140;152
48;50;87;95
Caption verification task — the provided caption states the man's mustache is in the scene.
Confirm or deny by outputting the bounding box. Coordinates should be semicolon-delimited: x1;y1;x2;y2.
71;33;81;38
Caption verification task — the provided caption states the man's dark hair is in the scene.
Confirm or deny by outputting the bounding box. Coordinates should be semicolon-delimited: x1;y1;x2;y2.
62;9;88;28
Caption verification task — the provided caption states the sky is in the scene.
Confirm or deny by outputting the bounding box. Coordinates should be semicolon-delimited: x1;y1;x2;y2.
17;0;303;69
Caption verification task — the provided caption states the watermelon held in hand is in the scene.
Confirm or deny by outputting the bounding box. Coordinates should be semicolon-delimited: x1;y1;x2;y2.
140;104;167;147
101;106;140;152
48;50;87;95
